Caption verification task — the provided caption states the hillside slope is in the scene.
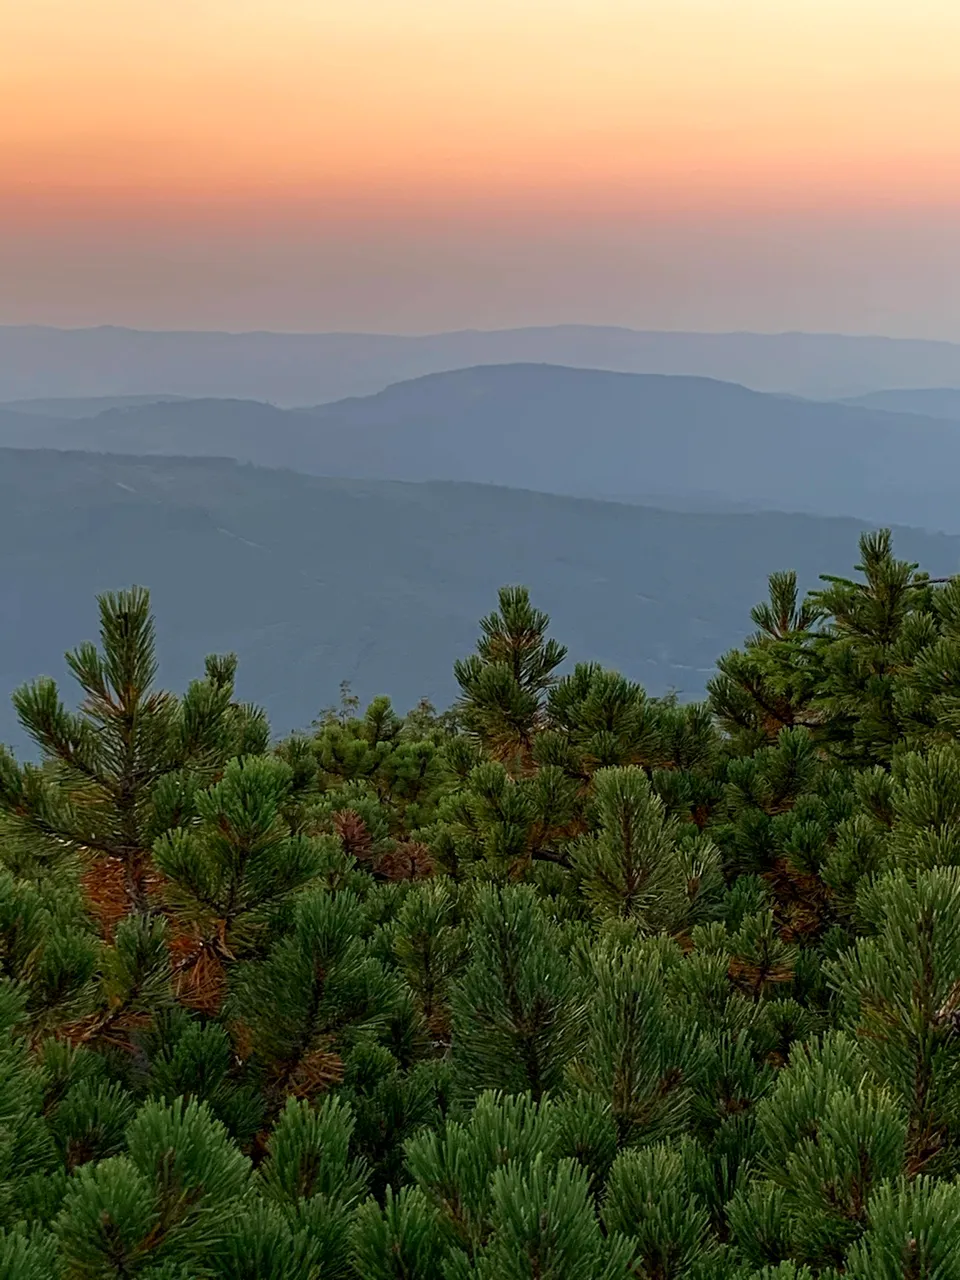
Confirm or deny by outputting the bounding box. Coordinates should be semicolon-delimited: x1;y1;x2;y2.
2;447;959;750
842;387;960;420
4;364;960;531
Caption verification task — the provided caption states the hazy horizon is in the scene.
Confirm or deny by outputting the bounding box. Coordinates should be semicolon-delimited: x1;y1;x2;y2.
5;321;960;343
4;1;960;338
4;216;958;340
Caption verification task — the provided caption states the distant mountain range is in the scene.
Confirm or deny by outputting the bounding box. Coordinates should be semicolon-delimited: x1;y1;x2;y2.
0;393;189;418
3;363;960;533
4;324;960;403
3;447;959;754
840;388;960;420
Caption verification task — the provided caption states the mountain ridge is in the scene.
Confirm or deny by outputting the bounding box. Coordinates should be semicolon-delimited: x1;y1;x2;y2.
4;324;960;402
841;387;960;420
4;362;960;533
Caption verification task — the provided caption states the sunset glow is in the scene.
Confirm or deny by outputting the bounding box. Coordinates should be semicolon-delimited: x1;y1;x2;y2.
5;0;959;212
3;0;959;331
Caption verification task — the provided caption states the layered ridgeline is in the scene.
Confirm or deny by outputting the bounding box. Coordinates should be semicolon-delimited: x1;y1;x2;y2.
6;532;960;1276
841;387;960;420
5;447;960;751
4;323;960;401
4;366;960;532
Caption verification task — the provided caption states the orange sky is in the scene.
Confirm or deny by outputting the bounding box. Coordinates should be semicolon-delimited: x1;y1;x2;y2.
2;1;959;331
4;0;960;213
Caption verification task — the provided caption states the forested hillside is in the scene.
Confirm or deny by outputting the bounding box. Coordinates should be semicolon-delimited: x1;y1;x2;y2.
5;365;960;530
5;447;960;751
4;529;960;1276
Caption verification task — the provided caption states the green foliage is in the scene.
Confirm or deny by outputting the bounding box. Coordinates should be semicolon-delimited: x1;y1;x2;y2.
0;588;266;913
571;765;723;932
5;535;960;1273
709;570;824;749
450;885;582;1101
454;586;567;767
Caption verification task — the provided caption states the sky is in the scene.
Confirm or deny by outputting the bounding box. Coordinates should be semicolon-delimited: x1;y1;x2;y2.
2;0;959;336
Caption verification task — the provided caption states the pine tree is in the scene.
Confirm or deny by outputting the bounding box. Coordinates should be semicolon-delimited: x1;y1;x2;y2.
827;867;960;1176
810;530;934;765
570;765;722;934
546;664;659;774
570;938;701;1147
227;887;401;1108
454;586;567;768
0;587;266;919
450;885;582;1101
709;571;823;749
152;754;326;1013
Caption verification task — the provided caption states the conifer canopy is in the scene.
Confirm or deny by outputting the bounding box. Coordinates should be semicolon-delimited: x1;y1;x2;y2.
3;535;960;1277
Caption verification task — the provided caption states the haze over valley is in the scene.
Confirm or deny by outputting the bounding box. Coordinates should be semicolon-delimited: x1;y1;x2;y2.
4;443;960;753
3;330;960;748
